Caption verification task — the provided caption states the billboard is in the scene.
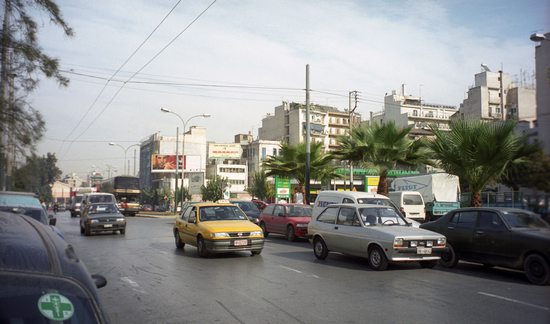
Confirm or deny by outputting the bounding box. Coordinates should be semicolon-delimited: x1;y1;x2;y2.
208;143;242;159
151;154;182;173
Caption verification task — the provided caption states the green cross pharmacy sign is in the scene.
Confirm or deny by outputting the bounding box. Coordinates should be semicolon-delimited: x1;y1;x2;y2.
38;293;74;321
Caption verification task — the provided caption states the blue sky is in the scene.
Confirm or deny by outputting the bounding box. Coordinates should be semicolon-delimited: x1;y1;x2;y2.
30;0;550;177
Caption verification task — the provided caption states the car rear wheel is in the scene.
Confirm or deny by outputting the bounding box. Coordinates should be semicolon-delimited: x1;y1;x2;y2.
313;237;328;260
174;230;184;249
419;260;437;268
524;254;550;285
260;222;269;238
438;242;458;268
197;236;209;258
286;225;296;242
368;245;388;271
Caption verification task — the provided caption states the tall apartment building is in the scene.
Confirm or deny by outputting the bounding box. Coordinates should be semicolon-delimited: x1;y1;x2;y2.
206;143;247;195
532;32;550;154
458;70;513;120
139;127;208;193
258;101;361;151
371;85;457;137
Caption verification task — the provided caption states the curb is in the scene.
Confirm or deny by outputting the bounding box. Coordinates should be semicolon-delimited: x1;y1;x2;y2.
134;213;177;219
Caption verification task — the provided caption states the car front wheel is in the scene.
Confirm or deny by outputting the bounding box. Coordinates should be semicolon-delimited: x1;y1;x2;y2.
197;236;209;258
286;225;296;242
251;250;262;256
439;242;458;268
524;254;550;285
368;245;388;271
260;222;269;238
174;230;184;249
313;237;328;260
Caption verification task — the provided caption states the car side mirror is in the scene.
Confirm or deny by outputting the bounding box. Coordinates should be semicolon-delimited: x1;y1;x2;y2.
92;274;107;289
189;217;196;224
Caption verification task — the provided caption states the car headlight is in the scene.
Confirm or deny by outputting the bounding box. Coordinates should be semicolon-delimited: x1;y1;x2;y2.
296;223;308;228
437;237;446;246
88;219;99;224
116;218;125;222
410;240;418;247
250;231;263;237
211;232;229;238
393;237;404;247
426;241;434;247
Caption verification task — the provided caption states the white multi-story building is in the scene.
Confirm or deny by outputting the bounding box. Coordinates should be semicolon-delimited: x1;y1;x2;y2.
139;127;208;194
245;139;281;185
258;101;360;151
206;143;248;195
532;32;550;155
506;87;537;127
371;85;457;136
458;70;512;120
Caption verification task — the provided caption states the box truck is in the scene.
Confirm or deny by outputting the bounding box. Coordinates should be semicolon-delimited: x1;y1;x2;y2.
391;173;460;221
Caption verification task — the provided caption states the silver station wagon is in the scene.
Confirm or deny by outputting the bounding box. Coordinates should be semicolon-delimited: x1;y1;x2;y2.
308;204;447;270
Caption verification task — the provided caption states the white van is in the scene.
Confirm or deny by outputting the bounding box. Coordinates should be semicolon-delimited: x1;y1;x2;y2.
312;191;397;218
81;193;116;208
388;191;425;221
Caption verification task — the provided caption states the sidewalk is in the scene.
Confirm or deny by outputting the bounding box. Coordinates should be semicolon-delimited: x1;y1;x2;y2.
135;211;178;219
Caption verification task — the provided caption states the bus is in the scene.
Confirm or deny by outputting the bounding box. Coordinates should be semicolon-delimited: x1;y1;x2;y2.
100;176;140;216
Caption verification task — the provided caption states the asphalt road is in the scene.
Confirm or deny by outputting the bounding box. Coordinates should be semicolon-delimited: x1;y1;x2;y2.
54;211;550;324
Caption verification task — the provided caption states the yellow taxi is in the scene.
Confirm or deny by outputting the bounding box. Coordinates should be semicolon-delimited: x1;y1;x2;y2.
173;202;264;257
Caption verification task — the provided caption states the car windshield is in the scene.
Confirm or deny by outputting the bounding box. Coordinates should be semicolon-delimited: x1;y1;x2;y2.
0;274;103;323
233;202;259;213
359;207;408;226
287;205;312;217
89;195;113;203
89;204;118;214
199;206;248;221
501;211;549;228
0;207;48;225
356;198;393;206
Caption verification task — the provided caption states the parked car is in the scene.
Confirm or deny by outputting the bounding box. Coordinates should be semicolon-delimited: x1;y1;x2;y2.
173;202;264;257
139;204;153;212
0;191;56;226
0;211;109;323
420;207;550;285
259;203;312;241
229;200;261;224
252;199;268;211
308;203;447;270
80;202;126;236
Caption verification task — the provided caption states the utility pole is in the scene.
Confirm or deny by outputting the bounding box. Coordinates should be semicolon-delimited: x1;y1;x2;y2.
348;90;358;190
305;65;311;204
499;69;505;120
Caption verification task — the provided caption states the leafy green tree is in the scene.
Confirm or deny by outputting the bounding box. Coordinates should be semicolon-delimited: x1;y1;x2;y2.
333;121;430;196
501;141;550;192
428;120;523;207
13;152;61;202
175;187;191;206
246;170;273;201
262;141;341;189
201;176;228;202
1;0;72;189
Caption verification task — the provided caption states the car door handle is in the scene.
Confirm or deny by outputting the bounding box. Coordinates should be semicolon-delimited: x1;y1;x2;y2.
334;226;339;230
447;226;455;230
475;230;485;236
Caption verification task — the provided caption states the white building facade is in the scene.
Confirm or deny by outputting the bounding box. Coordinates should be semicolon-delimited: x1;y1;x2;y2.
532;32;550;154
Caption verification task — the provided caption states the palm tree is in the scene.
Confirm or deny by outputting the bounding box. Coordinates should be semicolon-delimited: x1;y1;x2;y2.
246;170;273;201
333;121;430;196
262;141;341;189
428;119;523;207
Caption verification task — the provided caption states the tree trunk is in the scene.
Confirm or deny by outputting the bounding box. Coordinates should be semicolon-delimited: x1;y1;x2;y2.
377;169;389;196
471;191;482;207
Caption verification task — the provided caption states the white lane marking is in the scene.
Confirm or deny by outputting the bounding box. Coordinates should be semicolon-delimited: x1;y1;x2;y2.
121;276;147;294
279;265;320;279
478;292;549;311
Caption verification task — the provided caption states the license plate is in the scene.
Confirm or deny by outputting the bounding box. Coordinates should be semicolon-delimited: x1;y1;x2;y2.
417;247;432;255
233;239;248;246
103;224;113;228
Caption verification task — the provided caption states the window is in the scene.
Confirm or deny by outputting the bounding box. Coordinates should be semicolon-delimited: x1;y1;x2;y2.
450;211;476;228
317;206;338;224
337;207;360;226
273;148;277;156
263;205;275;215
261;147;266;159
274;205;285;216
342;198;354;204
477;211;505;230
413;110;418;116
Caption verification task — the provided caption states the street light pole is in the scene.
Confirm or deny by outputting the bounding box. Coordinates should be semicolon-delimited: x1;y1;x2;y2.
109;142;140;175
160;108;210;209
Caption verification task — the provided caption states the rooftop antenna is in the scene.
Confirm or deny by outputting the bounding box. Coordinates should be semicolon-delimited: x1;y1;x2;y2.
481;63;491;72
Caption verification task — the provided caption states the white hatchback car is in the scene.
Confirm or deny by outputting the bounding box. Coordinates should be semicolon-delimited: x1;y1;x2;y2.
308;203;447;270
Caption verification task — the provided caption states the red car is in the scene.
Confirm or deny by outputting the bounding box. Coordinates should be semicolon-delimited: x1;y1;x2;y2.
259;203;312;241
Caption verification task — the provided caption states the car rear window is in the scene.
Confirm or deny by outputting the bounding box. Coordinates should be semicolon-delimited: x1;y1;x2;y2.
0;194;42;208
356;198;392;206
287;205;312;217
403;194;423;205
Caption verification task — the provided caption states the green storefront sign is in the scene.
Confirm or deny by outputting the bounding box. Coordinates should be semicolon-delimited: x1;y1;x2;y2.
274;176;291;201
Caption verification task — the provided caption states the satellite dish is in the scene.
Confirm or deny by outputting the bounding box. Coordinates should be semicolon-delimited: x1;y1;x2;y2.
481;64;491;72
